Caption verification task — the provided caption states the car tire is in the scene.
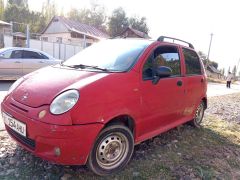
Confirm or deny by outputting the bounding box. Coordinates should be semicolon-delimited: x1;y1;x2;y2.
189;101;205;128
87;125;134;176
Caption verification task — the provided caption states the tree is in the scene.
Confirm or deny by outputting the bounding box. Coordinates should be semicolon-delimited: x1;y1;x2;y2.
8;0;28;7
41;0;57;23
108;7;129;37
4;0;47;33
0;0;4;20
211;61;218;69
68;3;107;31
4;3;30;32
232;65;237;77
222;68;225;76
197;51;218;69
198;51;207;66
128;16;149;33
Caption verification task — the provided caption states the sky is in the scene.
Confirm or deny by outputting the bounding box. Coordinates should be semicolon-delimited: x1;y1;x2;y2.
26;0;240;74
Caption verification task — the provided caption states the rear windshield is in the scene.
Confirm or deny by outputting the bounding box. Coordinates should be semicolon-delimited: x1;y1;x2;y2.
63;39;151;72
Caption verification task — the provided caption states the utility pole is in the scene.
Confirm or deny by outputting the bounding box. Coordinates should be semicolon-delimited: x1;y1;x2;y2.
26;24;30;48
237;58;240;77
206;33;213;68
10;21;13;35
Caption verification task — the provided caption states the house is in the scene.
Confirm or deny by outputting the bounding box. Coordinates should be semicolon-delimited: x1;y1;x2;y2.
206;65;222;79
41;16;109;47
0;20;11;34
0;20;11;48
115;26;151;39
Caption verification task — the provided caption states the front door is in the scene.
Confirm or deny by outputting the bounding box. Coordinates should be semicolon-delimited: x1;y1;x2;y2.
0;49;23;79
138;45;186;138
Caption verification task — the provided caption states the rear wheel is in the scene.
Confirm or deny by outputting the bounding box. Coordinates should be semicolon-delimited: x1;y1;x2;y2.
87;125;134;176
190;101;205;128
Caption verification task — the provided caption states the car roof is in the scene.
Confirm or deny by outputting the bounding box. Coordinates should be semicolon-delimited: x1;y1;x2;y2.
0;47;55;59
1;47;46;52
108;38;195;50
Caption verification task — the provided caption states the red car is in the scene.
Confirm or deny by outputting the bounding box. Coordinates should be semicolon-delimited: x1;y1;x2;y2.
1;36;207;175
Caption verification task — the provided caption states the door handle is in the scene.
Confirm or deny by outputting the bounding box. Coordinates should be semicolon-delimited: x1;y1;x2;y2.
38;61;44;63
14;61;21;63
177;80;183;86
201;78;204;83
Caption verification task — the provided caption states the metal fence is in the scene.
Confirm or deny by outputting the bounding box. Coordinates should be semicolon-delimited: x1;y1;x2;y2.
2;34;83;60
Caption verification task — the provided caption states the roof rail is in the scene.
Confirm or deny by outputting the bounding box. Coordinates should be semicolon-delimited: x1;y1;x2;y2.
157;36;194;49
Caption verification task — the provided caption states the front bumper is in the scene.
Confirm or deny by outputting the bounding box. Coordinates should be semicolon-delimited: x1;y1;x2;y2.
1;97;104;165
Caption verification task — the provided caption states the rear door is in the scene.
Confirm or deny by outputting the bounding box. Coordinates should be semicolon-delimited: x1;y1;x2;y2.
0;49;23;78
22;50;51;75
139;45;186;136
181;47;206;117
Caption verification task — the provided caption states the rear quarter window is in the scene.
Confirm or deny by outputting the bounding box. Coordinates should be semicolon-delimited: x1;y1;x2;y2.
183;48;202;75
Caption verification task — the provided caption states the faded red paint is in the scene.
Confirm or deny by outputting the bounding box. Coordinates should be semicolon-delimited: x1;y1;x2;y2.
1;39;207;165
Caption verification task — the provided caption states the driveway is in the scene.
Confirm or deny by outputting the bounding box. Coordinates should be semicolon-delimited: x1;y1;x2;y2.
207;82;240;97
0;81;240;131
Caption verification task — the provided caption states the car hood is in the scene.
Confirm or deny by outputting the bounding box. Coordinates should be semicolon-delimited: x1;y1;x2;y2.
12;66;109;107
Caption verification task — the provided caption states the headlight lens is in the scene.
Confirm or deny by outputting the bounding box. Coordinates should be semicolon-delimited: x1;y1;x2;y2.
50;90;79;115
7;77;24;95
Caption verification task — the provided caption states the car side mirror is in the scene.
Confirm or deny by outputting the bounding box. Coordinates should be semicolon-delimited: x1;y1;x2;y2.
152;66;172;85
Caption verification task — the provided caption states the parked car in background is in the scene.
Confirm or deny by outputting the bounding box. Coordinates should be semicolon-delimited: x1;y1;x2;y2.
0;47;61;80
1;37;207;175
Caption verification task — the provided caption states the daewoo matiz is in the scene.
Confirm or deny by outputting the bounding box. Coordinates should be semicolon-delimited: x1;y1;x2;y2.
1;36;207;175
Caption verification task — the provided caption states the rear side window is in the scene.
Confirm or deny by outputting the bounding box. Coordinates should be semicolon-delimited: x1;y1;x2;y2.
0;50;12;58
0;50;23;59
142;45;181;80
183;48;202;75
11;50;22;59
23;51;46;59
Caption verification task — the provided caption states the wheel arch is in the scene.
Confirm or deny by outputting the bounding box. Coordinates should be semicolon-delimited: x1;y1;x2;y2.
104;114;136;140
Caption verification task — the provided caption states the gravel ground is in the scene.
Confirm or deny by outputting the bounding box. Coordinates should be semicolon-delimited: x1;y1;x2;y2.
205;93;240;123
0;93;240;179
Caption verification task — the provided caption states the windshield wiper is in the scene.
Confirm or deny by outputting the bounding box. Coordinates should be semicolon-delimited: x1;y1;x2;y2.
60;63;108;71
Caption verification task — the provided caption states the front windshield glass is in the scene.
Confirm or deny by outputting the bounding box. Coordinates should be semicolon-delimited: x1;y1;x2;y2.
63;39;151;72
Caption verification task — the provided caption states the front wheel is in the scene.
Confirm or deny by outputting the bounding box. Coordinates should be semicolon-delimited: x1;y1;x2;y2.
189;101;205;128
87;125;134;176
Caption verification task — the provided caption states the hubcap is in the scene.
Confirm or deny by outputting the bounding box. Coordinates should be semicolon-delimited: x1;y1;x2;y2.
96;132;129;170
195;103;204;124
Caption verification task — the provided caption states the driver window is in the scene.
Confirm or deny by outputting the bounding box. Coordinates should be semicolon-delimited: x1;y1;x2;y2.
142;45;181;80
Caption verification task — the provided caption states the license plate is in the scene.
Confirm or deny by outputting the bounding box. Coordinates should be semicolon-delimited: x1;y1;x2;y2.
2;112;26;137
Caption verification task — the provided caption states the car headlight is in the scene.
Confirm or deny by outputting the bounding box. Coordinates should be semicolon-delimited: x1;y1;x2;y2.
50;90;79;115
7;77;25;95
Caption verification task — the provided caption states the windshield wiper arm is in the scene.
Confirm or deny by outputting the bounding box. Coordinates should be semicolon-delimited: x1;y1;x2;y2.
61;63;108;71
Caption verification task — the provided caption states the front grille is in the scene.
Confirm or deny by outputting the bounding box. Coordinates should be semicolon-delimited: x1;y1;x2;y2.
10;103;28;113
7;127;35;150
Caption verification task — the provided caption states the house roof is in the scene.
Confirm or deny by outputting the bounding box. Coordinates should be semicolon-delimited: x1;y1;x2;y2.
42;16;109;40
207;65;221;74
0;20;11;26
116;27;151;39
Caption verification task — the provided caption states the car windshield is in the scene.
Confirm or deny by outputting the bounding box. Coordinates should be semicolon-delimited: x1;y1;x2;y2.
63;39;151;72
